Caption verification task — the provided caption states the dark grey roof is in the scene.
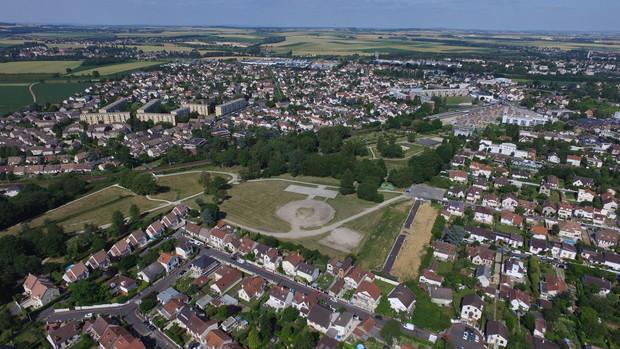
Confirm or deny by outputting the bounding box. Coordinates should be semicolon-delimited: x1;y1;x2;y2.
485;320;508;339
387;284;416;308
462;294;484;309
307;305;332;329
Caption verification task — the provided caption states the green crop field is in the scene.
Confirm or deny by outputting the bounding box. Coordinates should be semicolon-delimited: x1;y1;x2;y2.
0;60;83;74
0;84;33;115
74;61;165;76
31;81;91;105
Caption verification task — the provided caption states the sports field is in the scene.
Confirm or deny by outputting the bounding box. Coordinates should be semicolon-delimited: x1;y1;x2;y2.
74;61;164;76
3;185;161;234
0;60;83;74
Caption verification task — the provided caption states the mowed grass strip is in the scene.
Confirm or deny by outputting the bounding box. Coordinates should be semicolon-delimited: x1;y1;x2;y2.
0;60;83;74
220;180;307;233
4;186;161;234
391;203;438;281
74;61;164;76
345;200;411;271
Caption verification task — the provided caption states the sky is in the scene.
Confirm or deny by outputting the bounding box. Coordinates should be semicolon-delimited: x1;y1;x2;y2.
1;0;619;32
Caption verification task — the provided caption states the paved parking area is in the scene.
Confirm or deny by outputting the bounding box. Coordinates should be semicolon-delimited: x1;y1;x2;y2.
284;184;338;199
407;184;445;201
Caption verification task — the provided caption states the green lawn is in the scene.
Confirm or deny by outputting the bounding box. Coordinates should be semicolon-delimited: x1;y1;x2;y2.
345;201;410;271
408;285;452;331
32;81;92;105
220;180;306;232
3;185;161;234
0;60;83;74
0;84;32;115
151;172;219;202
73;61;164;76
325;193;375;223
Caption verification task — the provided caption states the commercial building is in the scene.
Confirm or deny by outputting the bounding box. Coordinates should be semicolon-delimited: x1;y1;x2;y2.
215;98;248;117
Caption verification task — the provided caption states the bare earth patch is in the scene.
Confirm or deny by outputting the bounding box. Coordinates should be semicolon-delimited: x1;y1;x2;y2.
275;199;335;229
391;202;438;281
319;228;363;253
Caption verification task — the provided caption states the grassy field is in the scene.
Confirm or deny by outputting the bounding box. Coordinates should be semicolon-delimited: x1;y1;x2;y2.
220;180;307;232
32;81;91;105
392;203;438;281
151;172;207;202
0;60;83;74
73;61;164;76
3;185;161;234
272;174;340;186
0;84;33;115
344;200;411;271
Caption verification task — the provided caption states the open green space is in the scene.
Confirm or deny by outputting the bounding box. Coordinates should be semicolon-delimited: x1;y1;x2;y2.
150;172;217;202
73;61;165;76
0;60;83;74
0;84;32;115
4;185;161;234
344;200;410;271
220;180;307;232
31;81;91;105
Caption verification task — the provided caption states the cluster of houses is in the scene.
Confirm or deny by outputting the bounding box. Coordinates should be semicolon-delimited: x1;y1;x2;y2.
46;316;147;349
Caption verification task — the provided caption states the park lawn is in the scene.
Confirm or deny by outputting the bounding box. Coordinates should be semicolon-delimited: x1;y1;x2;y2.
0;84;32;115
73;61;165;76
151;172;216;201
220;180;306;233
325;193;375;223
0;60;83;74
4;186;161;234
346;200;411;271
32;81;92;105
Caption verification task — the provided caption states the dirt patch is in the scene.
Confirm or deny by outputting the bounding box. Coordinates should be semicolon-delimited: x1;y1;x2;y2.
391;202;437;281
319;228;363;253
276;199;335;229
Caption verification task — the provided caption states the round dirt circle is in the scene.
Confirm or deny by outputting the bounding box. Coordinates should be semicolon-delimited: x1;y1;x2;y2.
275;199;335;229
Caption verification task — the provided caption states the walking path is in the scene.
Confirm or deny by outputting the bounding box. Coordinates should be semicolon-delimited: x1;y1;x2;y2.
28;82;38;103
224;194;409;238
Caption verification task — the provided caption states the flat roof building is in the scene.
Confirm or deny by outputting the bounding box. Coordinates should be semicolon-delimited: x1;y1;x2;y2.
215;98;247;117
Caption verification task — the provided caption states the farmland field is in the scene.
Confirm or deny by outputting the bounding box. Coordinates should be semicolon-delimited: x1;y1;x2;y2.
0;84;32;115
31;81;92;105
73;61;165;76
0;60;83;74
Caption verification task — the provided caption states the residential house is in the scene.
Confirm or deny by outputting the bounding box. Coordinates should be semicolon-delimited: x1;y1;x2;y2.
21;274;60;309
158;252;180;273
161;212;181;228
296;262;319;283
427;286;453;306
557;202;574;219
581;275;612;296
486;320;509;348
266;285;293;311
460;294;484;322
577;188;595;203
146;221;165;239
531;225;548;240
292;291;318;317
540;274;567;300
503;258;526;281
467;246;495;266
86;249;111;270
558;220;584;243
431;241;457;261
238;276;266;302
594;229;618;249
205;329;232;349
282;253;304;277
209;228;227;250
106;275;137;296
474;206;494;225
501;195;519;212
419;269;444;287
108;239;132;258
344;266;374;290
263;247;281;272
475;265;492;287
46;321;81;349
189;255;219;277
307;305;333;334
62;262;89;283
387;284;416;313
551;242;577;260
329;312;355;339
448;170;468;183
500;211;523;227
210;267;242;295
351;281;381;312
126;230;148;248
138;261;165;283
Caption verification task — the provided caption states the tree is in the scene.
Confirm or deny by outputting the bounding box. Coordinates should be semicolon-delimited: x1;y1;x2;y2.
129;204;141;224
380;319;401;345
357;181;383;203
110;211;126;237
339;169;356;195
201;204;219;227
92;70;100;77
247;328;261;349
131;173;158;195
